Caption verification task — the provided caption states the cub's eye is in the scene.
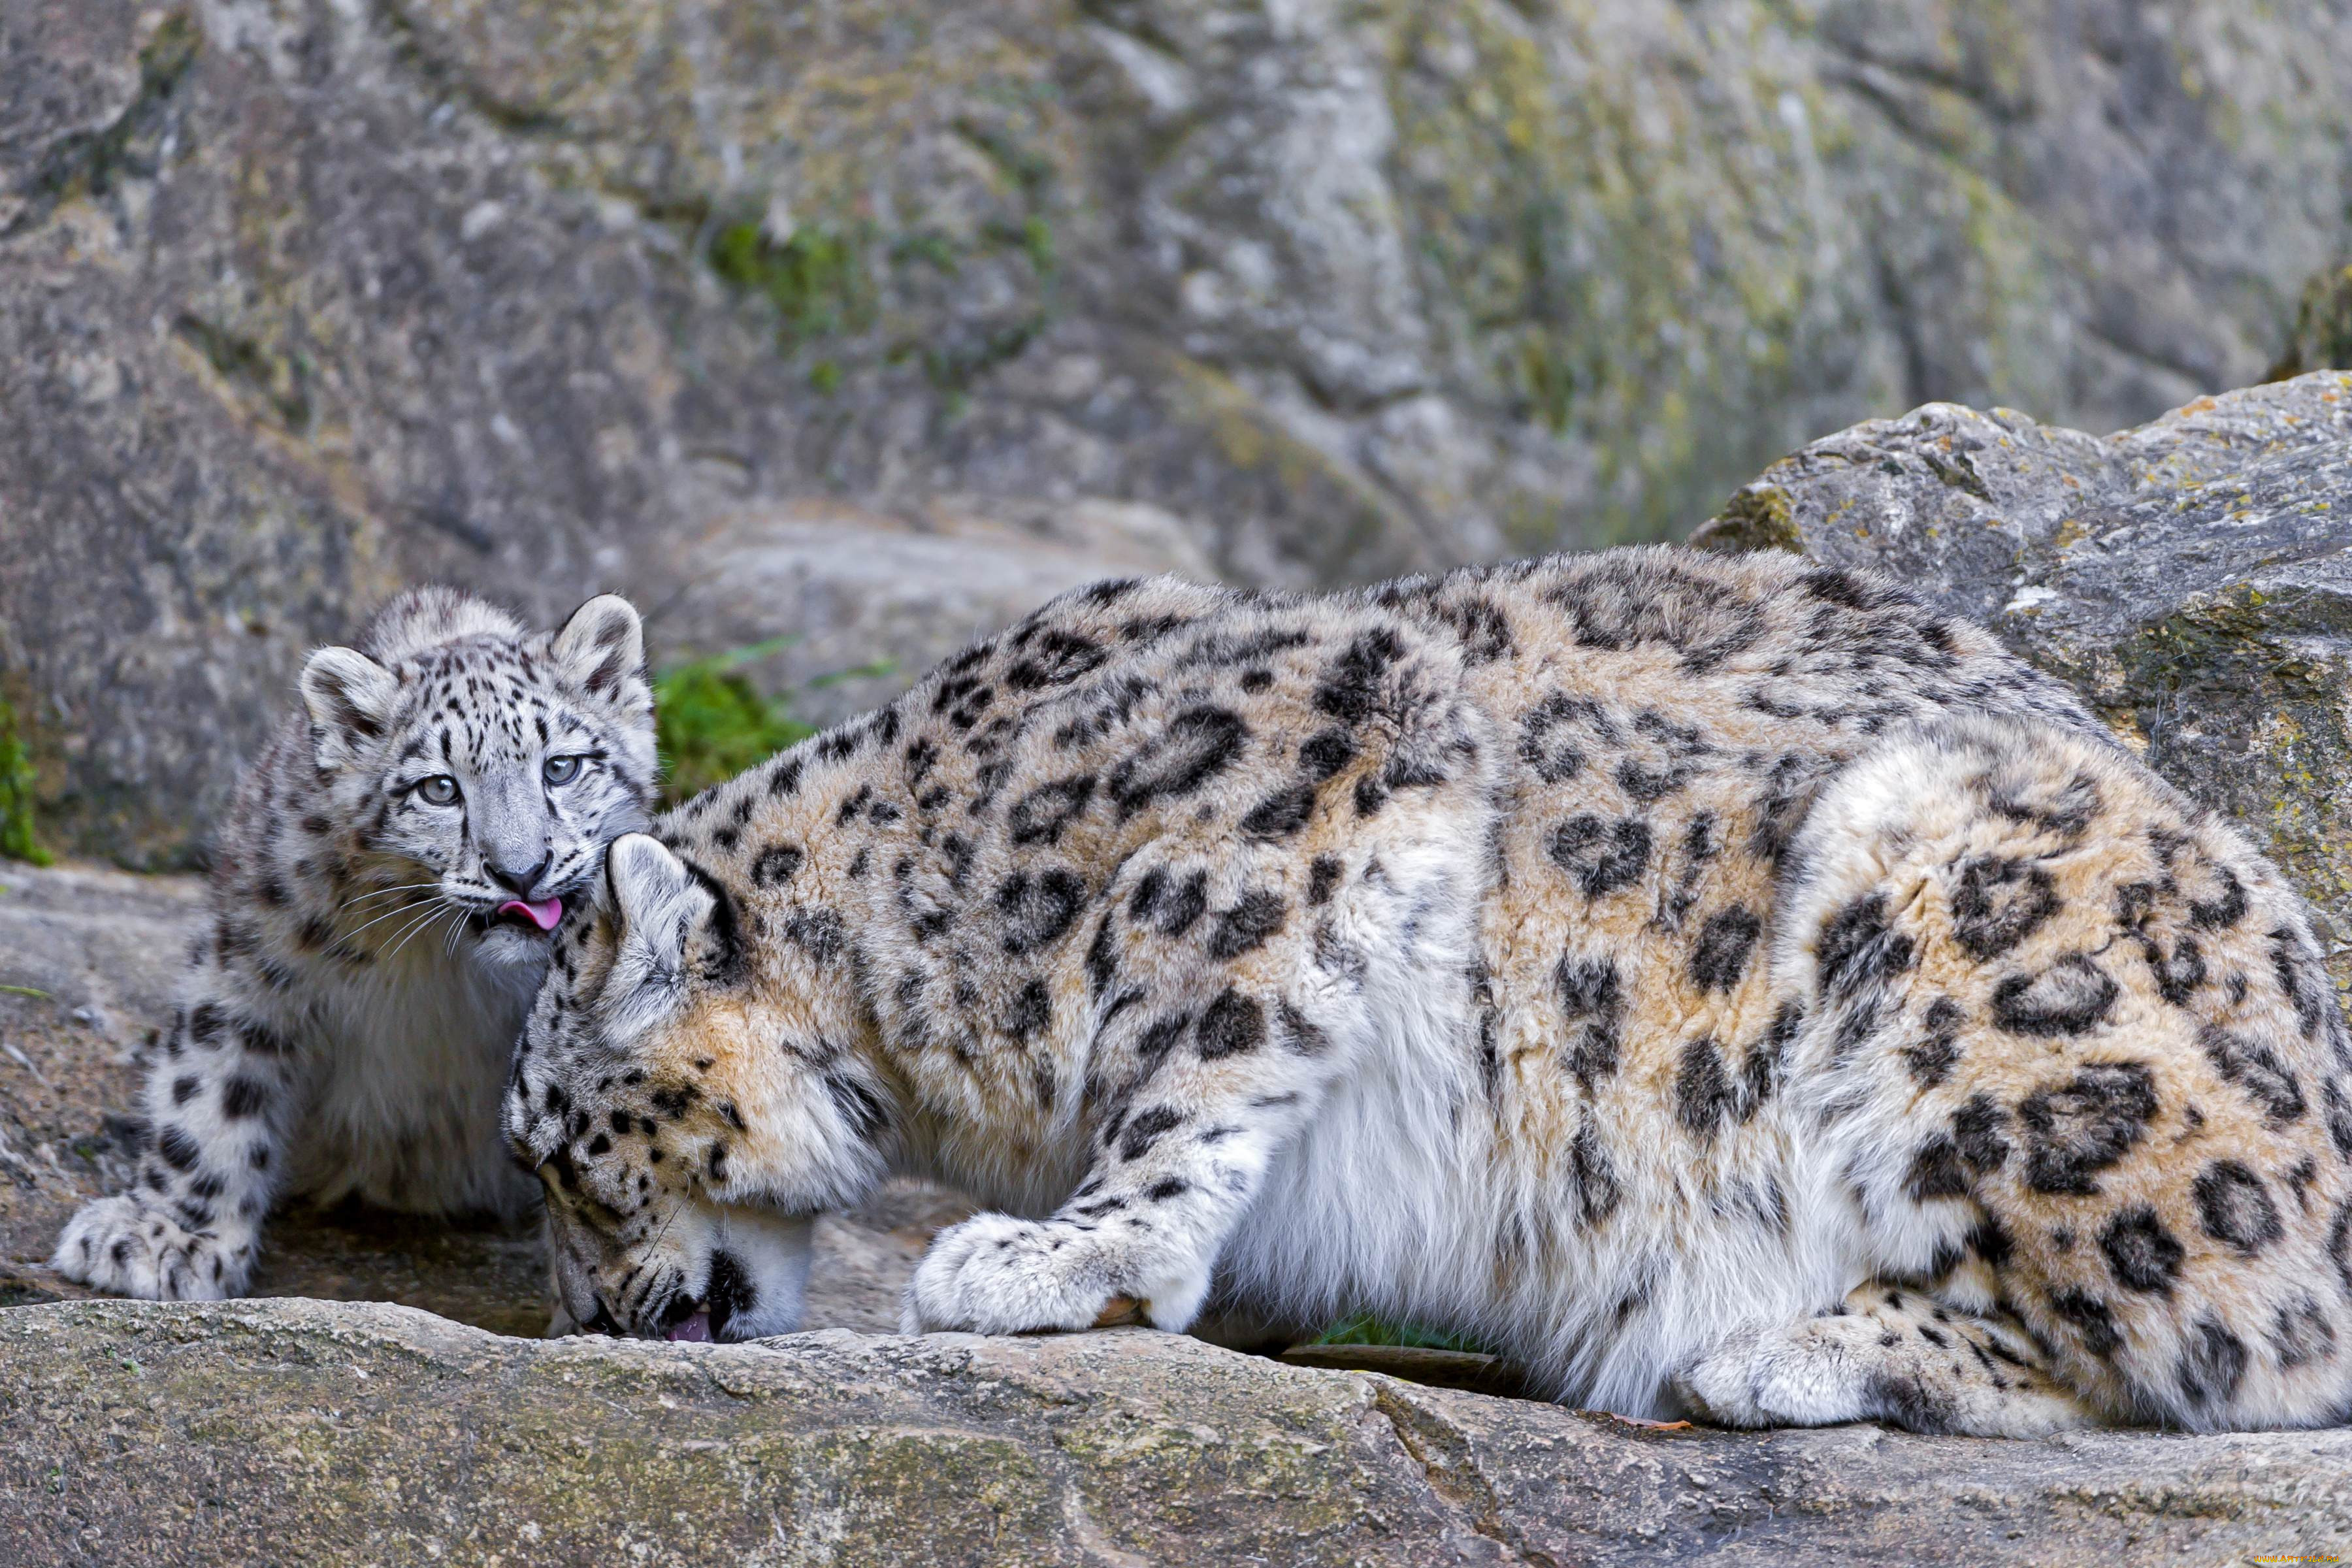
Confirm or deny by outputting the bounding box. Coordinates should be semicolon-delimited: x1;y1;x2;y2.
544;755;584;787
417;776;461;806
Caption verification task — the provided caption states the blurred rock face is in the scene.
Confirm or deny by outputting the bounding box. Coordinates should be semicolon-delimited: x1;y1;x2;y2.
5;0;2351;863
1697;371;2352;998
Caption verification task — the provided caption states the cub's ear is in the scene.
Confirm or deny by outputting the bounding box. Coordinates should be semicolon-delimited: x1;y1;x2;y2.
551;594;648;711
299;646;399;770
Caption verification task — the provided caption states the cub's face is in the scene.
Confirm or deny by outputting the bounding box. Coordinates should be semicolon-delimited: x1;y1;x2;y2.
505;833;886;1341
301;595;659;969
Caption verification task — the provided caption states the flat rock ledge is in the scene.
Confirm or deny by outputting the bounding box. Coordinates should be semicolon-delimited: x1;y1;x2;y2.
3;1300;2347;1567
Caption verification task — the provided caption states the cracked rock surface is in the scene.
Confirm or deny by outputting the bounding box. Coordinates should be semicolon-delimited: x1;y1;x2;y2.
3;1299;2348;1565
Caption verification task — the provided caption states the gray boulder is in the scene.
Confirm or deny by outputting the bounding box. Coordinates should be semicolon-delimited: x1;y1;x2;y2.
3;1298;2348;1565
9;0;2352;863
1695;368;2352;996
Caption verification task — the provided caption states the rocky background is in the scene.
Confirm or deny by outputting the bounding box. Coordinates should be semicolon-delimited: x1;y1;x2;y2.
7;0;2352;865
7;1;2352;1561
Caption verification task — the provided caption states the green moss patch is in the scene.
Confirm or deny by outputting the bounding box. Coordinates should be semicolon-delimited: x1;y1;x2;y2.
1691;483;1801;554
708;222;874;346
1313;1313;1486;1354
652;643;894;805
0;696;50;866
652;640;817;805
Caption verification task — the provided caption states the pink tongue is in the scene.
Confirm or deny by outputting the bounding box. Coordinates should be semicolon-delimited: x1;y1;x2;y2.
498;896;564;932
668;1310;713;1343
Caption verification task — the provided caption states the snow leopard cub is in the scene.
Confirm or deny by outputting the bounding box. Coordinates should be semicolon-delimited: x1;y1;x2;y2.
54;587;657;1301
508;549;2352;1434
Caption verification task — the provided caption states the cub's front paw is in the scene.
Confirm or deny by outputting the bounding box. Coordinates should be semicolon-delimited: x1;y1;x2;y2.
51;1195;250;1301
899;1213;1122;1335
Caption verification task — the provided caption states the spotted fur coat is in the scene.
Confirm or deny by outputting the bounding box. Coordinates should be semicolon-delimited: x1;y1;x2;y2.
509;547;2352;1433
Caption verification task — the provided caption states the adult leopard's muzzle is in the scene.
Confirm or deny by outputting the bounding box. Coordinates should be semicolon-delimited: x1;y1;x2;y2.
557;1203;816;1345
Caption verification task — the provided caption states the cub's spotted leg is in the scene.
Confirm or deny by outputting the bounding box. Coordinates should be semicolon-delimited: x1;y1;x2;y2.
1673;1284;2103;1437
903;980;1342;1335
52;981;298;1301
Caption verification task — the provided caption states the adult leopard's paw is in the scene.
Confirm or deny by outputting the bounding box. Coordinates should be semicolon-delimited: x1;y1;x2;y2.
898;1213;1120;1335
50;1195;249;1301
1668;1353;1765;1428
1671;1321;1859;1428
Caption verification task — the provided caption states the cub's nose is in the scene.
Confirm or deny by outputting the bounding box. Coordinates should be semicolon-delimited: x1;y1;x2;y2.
488;851;552;897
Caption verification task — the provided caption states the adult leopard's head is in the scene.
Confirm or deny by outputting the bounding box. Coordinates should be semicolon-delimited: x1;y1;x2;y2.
504;828;889;1341
297;588;657;970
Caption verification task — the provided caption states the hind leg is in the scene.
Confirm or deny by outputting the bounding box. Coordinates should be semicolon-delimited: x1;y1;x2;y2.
1771;714;2352;1432
1673;1283;2102;1436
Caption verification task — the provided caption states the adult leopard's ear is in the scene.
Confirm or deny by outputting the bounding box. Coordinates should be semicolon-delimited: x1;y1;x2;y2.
603;834;708;1036
299;646;399;772
551;594;650;718
610;834;702;953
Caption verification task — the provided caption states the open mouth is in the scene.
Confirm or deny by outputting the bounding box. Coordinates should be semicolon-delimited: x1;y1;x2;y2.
493;896;564;933
650;1252;758;1343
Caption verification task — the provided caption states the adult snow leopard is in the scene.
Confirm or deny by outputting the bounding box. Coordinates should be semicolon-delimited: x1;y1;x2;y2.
56;587;657;1300
506;548;2352;1433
